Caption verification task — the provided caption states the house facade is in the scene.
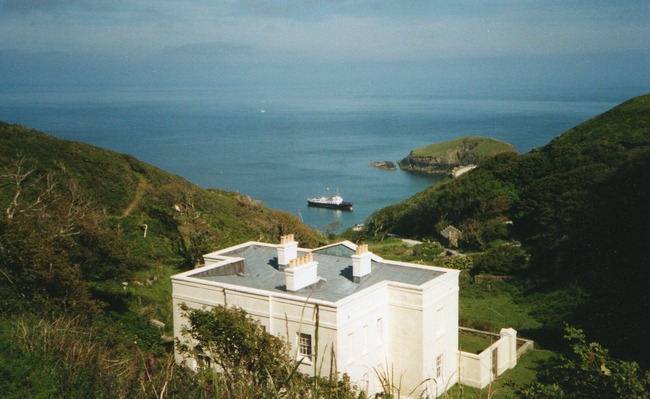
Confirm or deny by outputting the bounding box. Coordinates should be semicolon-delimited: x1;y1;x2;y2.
172;235;512;397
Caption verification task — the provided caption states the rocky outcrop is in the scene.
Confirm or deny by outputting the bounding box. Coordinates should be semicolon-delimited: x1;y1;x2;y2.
368;161;397;170
398;136;516;175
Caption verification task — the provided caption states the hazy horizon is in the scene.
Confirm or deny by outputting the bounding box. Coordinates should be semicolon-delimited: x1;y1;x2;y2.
1;1;648;95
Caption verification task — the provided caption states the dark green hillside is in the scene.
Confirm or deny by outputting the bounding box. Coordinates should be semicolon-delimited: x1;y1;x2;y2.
364;94;650;364
0;122;323;316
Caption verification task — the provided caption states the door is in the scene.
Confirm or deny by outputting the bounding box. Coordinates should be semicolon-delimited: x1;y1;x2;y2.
492;348;498;378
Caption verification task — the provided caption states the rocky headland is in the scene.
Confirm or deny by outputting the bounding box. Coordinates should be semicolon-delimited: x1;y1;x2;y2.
397;136;516;175
368;161;397;170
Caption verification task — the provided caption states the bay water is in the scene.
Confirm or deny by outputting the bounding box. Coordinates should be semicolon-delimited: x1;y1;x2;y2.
0;83;644;231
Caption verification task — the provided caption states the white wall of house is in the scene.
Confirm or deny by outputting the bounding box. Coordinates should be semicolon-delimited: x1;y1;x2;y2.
421;272;460;396
172;277;340;376
336;282;389;393
171;241;462;398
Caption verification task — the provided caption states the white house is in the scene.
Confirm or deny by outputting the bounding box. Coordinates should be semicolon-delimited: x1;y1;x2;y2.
171;234;517;397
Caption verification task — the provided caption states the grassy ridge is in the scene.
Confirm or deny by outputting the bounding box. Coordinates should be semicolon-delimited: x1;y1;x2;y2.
410;136;516;158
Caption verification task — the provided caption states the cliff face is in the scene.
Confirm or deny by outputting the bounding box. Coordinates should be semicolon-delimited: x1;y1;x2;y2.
398;136;516;174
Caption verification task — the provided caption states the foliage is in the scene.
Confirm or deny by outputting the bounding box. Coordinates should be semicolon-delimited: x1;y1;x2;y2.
179;304;293;391
364;94;650;364
565;151;650;364
0;309;364;399
0;156;144;316
516;326;650;399
178;304;363;399
411;241;445;259
441;256;473;271
0;315;203;399
471;244;527;276
0;122;326;317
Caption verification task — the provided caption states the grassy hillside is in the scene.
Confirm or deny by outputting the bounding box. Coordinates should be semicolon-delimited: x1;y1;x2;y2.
0;122;323;246
397;136;516;174
362;94;650;365
0;122;324;318
410;136;516;158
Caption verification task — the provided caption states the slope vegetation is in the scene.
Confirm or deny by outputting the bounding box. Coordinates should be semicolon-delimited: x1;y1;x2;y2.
0;121;323;316
364;94;650;364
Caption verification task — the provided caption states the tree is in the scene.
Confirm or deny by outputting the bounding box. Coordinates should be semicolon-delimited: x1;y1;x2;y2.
178;304;296;393
0;157;141;316
517;325;650;399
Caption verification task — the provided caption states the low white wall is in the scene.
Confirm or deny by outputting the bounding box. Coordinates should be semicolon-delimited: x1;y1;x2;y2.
458;328;517;389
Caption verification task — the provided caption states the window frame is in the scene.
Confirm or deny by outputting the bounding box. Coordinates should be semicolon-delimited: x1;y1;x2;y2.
298;332;312;360
436;353;444;379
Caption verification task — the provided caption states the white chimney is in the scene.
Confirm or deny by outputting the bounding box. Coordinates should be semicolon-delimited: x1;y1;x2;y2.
277;234;298;270
285;253;318;291
352;243;372;283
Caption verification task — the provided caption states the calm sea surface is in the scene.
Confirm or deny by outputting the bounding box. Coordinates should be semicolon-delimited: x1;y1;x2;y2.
0;83;645;231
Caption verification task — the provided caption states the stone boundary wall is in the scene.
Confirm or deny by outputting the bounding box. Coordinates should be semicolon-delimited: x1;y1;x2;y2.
459;326;534;359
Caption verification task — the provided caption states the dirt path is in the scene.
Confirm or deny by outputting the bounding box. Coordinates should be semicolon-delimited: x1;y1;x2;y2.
122;174;147;217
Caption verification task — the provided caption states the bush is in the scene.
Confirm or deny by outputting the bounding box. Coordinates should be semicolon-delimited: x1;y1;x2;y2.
517;325;650;399
471;244;527;276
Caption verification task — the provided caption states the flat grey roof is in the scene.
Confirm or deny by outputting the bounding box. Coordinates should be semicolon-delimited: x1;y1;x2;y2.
189;243;445;303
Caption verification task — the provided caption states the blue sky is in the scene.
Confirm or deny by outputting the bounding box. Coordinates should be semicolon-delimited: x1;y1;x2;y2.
1;1;649;91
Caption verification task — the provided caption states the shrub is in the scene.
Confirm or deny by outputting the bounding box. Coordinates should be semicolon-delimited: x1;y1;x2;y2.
471;244;527;276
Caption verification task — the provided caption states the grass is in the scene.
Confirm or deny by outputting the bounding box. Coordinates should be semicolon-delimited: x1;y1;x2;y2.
121;260;184;336
447;348;556;398
458;273;543;333
368;239;547;334
411;136;515;158
459;332;495;354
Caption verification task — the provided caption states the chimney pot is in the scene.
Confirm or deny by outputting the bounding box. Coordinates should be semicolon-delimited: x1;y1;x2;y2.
278;234;298;270
285;253;318;291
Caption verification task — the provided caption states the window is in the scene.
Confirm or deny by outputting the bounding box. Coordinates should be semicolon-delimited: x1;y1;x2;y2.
197;354;212;369
194;345;212;369
436;354;444;379
298;333;312;359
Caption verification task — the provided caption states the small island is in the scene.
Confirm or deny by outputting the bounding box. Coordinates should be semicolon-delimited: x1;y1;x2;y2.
368;161;397;170
398;136;516;175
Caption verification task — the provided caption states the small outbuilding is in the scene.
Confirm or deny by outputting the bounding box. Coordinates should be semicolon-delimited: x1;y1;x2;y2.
440;225;463;248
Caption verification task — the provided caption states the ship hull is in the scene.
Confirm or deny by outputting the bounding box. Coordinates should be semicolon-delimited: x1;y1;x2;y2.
307;200;353;211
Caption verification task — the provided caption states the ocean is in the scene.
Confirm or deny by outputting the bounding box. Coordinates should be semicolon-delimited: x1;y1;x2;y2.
0;82;645;231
